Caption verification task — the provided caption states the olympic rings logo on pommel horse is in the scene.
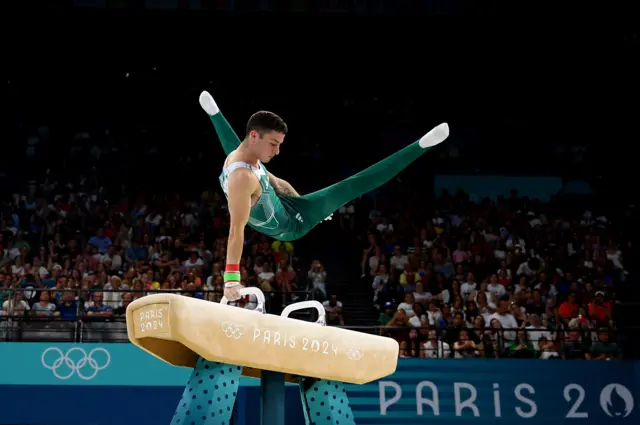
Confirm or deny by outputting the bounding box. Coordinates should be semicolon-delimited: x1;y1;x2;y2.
221;322;245;339
346;348;364;361
41;347;111;380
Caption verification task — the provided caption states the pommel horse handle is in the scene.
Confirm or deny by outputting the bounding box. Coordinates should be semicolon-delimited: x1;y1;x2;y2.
220;287;266;313
281;300;326;326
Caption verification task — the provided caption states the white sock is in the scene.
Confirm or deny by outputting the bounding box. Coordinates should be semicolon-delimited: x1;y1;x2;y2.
199;91;220;116
419;123;449;148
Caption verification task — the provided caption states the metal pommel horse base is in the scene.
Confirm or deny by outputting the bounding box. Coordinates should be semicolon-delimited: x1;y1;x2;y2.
125;289;399;425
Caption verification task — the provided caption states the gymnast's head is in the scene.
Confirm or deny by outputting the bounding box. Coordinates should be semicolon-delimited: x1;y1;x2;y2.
245;111;288;163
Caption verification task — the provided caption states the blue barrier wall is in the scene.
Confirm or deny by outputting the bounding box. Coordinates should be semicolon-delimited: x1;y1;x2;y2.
0;343;637;424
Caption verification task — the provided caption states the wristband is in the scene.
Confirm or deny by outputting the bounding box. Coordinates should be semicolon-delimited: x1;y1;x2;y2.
224;264;241;286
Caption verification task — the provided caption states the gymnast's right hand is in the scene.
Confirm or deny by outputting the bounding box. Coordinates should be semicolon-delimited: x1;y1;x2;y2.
223;283;245;302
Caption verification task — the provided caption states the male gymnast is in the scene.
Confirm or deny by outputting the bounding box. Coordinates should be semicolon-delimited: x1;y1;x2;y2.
199;91;449;301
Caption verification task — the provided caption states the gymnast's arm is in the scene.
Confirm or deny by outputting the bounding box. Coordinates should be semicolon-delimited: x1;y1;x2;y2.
226;170;254;266
268;172;300;197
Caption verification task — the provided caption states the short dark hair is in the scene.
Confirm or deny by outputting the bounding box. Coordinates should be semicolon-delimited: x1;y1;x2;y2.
246;111;288;136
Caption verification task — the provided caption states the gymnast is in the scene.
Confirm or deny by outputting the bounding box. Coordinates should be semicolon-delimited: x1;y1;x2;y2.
198;92;449;301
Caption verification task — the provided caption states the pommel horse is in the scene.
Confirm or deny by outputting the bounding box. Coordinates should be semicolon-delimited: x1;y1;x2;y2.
126;288;399;425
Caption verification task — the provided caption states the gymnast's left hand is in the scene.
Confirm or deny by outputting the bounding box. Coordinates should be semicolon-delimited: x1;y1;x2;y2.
224;283;245;302
323;214;333;221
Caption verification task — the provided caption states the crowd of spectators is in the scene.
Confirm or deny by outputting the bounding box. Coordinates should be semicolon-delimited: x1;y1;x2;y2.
368;190;629;360
1;135;628;360
1;144;629;361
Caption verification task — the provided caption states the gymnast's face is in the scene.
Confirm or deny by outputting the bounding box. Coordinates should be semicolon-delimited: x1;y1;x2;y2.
249;130;284;163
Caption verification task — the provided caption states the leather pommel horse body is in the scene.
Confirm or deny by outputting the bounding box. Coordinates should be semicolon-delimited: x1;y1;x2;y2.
126;288;399;424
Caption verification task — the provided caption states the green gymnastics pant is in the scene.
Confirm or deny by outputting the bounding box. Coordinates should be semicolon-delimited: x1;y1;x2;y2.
209;113;438;241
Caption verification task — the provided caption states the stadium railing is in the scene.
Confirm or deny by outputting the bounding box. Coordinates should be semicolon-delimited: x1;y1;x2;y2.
0;288;315;342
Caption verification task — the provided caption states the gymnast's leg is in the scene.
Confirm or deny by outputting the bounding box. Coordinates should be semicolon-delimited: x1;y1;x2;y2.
199;91;242;156
279;123;450;238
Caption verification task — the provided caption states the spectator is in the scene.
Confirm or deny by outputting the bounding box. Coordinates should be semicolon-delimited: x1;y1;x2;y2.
525;313;552;352
88;228;112;254
426;301;442;327
453;329;479;358
386;309;410;341
588;291;613;328
488;297;518;342
323;295;344;326
377;302;395;333
361;234;380;278
308;260;327;299
487;318;506;357
2;291;30;317
537;336;560;359
184;251;204;275
487;274;506;299
560;324;588;360
103;275;128;308
31;290;56;317
113;292;134;316
407;303;427;328
412;281;432;305
460;272;476;301
443;311;469;345
389;245;408;272
436;303;453;329
399;263;419;292
275;260;297;307
56;290;78;320
422;328;451;358
586;328;622;360
400;328;421;358
257;263;275;292
372;263;389;307
507;330;535;358
397;293;416;318
558;292;580;322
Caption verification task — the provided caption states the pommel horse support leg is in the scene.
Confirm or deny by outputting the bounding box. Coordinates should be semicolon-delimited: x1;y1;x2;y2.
125;288;399;425
281;302;356;425
171;358;242;425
